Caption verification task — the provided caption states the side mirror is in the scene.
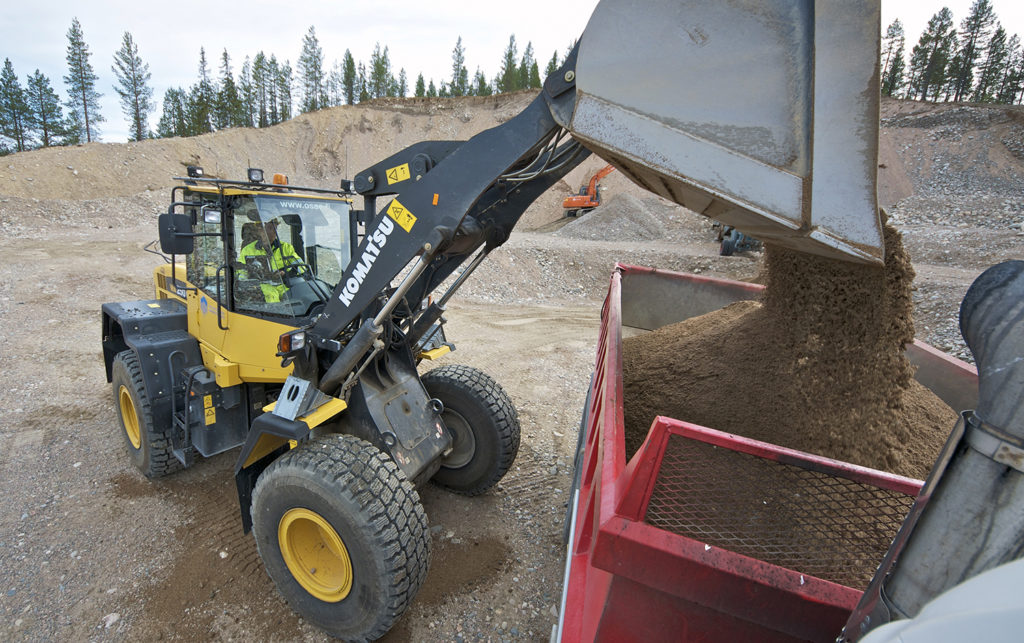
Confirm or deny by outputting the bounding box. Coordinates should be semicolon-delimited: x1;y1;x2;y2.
159;213;195;255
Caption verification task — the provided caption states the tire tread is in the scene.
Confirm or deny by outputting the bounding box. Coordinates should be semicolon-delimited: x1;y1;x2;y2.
112;350;182;478
251;434;429;641
422;364;520;496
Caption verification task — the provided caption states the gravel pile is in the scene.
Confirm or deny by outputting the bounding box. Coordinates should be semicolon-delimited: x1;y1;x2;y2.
882;103;1024;225
887;194;1023;229
556;193;665;241
554;193;713;245
0;193;165;238
455;234;759;306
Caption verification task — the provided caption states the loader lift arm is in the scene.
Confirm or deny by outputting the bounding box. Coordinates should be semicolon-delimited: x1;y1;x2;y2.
282;0;890;397
293;55;590;394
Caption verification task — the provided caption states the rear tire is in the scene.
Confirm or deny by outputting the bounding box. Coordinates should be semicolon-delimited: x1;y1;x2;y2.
251;434;429;642
422;365;520;495
111;350;181;478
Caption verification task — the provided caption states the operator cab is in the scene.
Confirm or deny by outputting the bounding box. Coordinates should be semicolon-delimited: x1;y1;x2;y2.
165;169;359;325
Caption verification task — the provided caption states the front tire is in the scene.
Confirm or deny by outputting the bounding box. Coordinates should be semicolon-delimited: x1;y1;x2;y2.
111;350;181;478
422;365;520;495
251;434;429;642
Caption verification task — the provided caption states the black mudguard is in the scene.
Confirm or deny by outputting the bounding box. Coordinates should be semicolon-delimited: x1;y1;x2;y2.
101;299;203;429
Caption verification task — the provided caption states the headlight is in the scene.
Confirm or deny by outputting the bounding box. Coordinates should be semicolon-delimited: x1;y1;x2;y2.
247;168;264;183
278;329;306;354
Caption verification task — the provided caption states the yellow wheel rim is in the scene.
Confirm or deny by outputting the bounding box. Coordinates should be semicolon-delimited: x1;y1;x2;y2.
278;508;353;602
118;385;142;449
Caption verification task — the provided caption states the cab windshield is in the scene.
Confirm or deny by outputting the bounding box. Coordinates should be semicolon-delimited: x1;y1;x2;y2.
232;193;352;318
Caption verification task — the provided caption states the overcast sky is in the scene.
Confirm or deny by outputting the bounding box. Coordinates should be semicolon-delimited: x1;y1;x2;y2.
2;1;1022;142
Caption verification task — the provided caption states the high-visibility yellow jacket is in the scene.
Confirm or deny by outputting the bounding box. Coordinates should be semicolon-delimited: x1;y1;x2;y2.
238;240;301;302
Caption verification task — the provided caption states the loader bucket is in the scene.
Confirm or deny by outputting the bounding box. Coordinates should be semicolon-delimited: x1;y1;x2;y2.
564;0;884;264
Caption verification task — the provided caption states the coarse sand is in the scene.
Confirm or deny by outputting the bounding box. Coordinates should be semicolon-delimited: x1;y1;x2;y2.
623;224;957;480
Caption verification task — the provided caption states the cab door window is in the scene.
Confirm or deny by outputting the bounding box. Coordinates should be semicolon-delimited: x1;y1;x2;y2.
184;196;226;299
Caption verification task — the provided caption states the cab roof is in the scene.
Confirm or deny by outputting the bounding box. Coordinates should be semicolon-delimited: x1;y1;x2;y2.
183;184;351;202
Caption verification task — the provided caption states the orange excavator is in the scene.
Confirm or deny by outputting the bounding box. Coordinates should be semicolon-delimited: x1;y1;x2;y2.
562;164;615;216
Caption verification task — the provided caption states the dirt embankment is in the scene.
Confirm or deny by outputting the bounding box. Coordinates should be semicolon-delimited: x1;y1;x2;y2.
0;93;539;201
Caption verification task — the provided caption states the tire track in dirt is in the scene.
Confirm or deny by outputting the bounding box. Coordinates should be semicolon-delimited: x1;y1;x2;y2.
125;457;303;641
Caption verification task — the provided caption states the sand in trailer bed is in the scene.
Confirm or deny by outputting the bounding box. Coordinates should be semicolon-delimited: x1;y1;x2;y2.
622;224;958;480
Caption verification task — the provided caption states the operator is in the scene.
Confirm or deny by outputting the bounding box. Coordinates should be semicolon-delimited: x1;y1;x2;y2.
238;220;302;303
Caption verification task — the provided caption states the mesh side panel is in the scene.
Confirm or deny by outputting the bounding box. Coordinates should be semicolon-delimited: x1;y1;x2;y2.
645;434;915;590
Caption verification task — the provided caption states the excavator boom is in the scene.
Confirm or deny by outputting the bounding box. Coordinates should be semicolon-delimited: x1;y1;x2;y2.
588;164;616;195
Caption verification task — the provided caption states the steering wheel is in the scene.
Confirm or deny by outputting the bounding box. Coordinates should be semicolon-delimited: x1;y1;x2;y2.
282;261;312;279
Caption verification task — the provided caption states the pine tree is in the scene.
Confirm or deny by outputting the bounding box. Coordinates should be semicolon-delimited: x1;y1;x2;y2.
427;79;437;98
327;60;343;106
239;56;255;127
881;20;907;97
497;35;519;93
906;9;956;101
298;26;327;112
545;51;559;79
215;49;242;129
63;109;84;145
940;50;963;101
369;44;395;99
25;70;65;147
187;47;216;134
63;17;103;142
253;52;269;127
277;60;293;122
342;50;357;105
397;68;408;97
949;0;997;101
450;37;469;97
267;56;280;124
156;87;187;138
518;42;537;90
111;32;154;141
357;62;369;102
1014;53;1024;104
415;73;426;98
973;24;1009;102
0;59;32;151
473;68;492;96
996;35;1023;104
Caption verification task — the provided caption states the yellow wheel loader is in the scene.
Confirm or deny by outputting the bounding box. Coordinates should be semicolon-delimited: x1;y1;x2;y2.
103;170;515;640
